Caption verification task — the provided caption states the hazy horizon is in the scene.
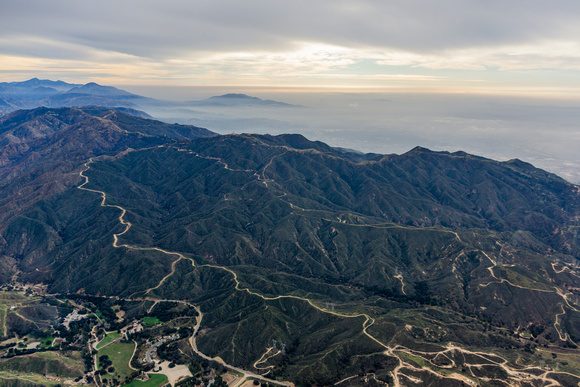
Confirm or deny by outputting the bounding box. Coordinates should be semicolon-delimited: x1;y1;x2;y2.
102;84;580;184
3;1;580;95
2;0;579;182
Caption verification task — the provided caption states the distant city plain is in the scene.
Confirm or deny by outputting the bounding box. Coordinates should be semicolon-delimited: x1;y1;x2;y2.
127;86;580;184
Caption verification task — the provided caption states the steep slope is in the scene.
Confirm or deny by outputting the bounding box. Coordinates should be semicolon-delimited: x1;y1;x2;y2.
1;130;579;385
184;134;580;239
0;107;215;274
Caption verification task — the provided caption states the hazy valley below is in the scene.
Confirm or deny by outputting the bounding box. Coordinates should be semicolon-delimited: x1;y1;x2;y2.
127;87;580;184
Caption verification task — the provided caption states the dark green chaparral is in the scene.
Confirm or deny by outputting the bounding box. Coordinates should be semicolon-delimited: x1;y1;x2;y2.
0;107;579;385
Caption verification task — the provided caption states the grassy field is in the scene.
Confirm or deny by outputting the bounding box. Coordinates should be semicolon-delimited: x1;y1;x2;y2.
97;331;121;350
36;351;84;371
0;370;62;386
0;307;7;337
0;351;84;385
38;336;56;349
0;292;32;306
397;351;426;368
495;266;555;291
98;341;136;380
141;317;162;326
123;373;168;387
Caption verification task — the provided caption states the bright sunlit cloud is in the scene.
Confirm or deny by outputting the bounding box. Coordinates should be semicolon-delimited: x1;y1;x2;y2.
375;40;580;71
1;1;580;95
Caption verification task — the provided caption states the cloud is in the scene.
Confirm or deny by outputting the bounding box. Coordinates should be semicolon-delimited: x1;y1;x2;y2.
375;40;580;71
3;1;580;56
2;0;580;86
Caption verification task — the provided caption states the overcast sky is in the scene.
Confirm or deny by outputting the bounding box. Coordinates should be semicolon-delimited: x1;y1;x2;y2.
2;0;580;96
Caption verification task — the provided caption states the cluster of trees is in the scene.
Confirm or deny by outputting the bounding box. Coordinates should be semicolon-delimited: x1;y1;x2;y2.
5;346;56;358
363;281;439;306
66;295;122;330
176;372;227;387
149;302;197;322
97;354;113;375
175;359;229;387
56;315;97;344
157;341;183;364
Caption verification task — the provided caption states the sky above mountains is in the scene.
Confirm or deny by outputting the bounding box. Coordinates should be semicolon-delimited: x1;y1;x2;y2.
2;0;580;97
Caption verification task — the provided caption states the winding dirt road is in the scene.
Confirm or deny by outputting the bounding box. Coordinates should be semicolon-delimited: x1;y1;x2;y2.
77;148;580;387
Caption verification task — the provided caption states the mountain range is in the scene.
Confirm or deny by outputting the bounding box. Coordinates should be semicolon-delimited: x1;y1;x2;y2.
0;79;299;117
0;106;579;386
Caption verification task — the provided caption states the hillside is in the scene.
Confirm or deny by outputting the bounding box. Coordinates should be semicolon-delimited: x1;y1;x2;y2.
0;107;215;276
0;117;579;385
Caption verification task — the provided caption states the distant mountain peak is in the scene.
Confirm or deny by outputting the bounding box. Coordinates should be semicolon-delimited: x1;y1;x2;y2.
2;78;78;89
0;78;164;116
67;82;137;97
197;93;300;107
211;93;258;99
406;146;432;154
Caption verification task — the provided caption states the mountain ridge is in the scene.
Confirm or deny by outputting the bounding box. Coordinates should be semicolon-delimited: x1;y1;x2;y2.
0;106;216;238
0;107;579;385
0;78;302;116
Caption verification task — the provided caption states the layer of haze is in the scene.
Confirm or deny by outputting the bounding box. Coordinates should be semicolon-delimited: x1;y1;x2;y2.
123;86;580;184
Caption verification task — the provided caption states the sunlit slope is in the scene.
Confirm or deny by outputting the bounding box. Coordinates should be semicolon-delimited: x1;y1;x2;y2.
0;106;215;283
